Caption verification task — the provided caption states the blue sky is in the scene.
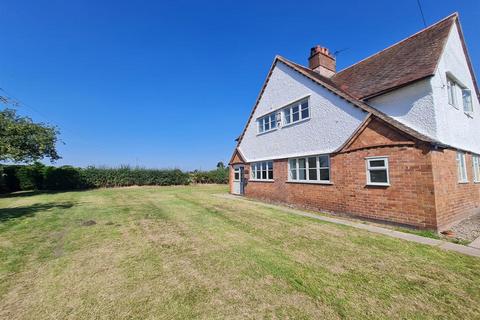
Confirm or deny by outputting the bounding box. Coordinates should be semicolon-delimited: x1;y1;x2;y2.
0;1;479;170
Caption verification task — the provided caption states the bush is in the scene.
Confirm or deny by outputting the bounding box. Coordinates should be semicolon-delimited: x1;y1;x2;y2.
191;167;229;184
44;166;83;190
16;162;45;190
0;163;204;193
80;166;190;188
1;165;22;193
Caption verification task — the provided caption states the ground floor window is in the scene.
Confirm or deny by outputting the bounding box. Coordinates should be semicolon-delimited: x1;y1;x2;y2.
288;155;330;183
251;161;273;181
472;154;479;183
366;157;389;186
456;151;468;183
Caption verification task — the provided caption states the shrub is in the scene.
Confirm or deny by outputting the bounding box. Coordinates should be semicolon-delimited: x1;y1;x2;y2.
16;162;45;190
44;166;83;190
191;167;229;184
79;166;190;188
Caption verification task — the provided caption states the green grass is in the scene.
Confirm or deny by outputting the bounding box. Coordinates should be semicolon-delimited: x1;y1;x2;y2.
1;185;479;319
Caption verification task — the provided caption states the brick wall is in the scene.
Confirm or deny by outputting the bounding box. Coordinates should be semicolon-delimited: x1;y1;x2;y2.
244;144;437;229
431;149;480;229
230;117;480;230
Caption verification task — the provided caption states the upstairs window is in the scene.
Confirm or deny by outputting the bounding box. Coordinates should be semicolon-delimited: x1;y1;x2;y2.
463;89;473;114
283;100;309;125
251;161;273;181
447;76;458;107
447;74;473;114
456;151;468;183
473;155;480;183
366;157;390;186
258;113;278;134
288;155;330;183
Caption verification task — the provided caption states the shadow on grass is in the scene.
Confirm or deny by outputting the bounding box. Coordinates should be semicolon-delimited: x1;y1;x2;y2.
0;202;75;223
0;189;88;199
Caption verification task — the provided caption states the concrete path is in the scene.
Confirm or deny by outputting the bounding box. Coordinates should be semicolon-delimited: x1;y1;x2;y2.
215;194;480;258
470;236;480;249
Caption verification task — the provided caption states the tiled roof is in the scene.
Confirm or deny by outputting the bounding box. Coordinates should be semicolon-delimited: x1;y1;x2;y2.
331;13;457;100
277;56;435;144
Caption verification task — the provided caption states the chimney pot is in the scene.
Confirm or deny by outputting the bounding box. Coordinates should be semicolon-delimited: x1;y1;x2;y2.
308;45;336;78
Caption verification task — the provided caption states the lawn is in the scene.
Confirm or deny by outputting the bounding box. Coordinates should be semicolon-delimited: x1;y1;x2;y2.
1;185;479;319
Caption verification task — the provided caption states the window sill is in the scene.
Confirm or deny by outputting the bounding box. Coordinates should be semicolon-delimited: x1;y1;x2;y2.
286;180;333;185
257;128;278;136
464;112;474;118
282;117;310;129
249;179;275;183
366;183;390;187
458;181;469;184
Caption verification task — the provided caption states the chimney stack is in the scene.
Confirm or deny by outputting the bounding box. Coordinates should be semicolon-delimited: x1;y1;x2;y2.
308;46;336;78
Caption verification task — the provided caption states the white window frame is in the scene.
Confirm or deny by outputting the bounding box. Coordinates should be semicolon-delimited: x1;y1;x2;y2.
250;161;274;181
473;154;480;183
447;76;458;108
456;151;468;183
288;155;331;184
257;112;279;134
283;99;310;126
366;157;390;186
447;73;474;115
463;88;474;114
233;167;241;181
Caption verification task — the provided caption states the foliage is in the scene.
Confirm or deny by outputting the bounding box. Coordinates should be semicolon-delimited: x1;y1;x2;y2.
80;166;190;188
190;167;229;184
16;162;45;190
0;108;60;163
0;164;193;192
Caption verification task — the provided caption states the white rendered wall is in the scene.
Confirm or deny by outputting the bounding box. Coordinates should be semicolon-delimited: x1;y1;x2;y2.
431;23;480;154
238;61;367;162
368;24;480;154
368;78;437;139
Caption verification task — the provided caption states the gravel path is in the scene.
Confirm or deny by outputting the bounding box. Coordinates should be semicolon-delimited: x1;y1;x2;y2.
450;212;480;242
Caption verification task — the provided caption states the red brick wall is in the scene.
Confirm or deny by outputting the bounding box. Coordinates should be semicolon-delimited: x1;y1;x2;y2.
230;117;480;230
431;149;480;229
244;145;437;229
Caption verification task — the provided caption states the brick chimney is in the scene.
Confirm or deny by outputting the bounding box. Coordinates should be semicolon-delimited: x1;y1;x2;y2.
308;46;336;78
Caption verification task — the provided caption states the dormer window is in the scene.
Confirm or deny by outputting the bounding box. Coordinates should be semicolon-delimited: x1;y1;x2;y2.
283;100;309;125
447;74;473;114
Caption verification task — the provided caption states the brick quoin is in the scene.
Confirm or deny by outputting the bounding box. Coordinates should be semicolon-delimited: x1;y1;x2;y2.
230;117;480;231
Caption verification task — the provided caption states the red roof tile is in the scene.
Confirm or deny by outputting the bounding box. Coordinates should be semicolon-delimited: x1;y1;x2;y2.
332;14;457;100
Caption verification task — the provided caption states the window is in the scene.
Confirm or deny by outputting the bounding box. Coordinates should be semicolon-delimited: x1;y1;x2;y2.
447;76;458;107
463;89;473;113
473;155;480;183
283;100;309;125
447;74;474;114
456;151;468;183
251;161;273;181
258;112;278;134
288;155;330;183
366;157;389;186
234;167;241;181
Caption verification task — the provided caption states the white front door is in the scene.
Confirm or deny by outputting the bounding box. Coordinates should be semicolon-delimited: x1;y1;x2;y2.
232;165;244;195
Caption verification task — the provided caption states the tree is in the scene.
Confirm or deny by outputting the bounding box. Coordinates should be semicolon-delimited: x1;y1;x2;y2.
0;108;60;163
216;161;225;169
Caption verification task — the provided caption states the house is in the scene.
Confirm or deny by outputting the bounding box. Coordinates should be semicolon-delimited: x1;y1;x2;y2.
229;13;480;231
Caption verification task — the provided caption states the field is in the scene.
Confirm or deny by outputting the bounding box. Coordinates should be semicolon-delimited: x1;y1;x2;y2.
1;185;479;319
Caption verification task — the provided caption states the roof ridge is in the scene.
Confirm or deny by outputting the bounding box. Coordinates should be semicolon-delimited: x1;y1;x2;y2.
334;12;458;77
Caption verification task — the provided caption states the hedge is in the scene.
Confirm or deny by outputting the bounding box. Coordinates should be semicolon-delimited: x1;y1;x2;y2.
0;163;227;193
